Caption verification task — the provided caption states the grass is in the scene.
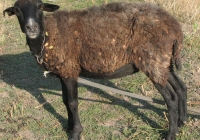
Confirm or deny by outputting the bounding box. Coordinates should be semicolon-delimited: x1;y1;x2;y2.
0;0;200;139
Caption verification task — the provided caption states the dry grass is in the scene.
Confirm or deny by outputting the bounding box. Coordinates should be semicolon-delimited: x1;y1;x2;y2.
0;1;6;48
0;0;5;8
0;1;6;55
0;0;12;53
145;0;200;23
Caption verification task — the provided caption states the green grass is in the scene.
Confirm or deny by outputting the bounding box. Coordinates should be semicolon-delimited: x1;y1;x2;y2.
0;0;200;139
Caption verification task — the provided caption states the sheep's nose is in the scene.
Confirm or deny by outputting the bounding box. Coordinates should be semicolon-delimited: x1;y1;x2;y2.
25;19;39;32
25;23;38;32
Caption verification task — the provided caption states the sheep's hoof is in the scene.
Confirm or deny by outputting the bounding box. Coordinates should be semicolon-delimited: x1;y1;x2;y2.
68;127;82;140
68;134;81;140
165;133;176;140
68;138;78;140
178;119;188;127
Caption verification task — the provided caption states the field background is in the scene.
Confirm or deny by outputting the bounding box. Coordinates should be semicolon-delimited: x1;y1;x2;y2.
0;0;200;139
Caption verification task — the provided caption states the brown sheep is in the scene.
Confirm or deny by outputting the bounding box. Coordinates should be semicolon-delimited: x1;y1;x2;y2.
4;0;187;140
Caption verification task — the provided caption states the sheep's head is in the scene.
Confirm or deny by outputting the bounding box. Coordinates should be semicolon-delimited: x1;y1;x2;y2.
3;0;59;39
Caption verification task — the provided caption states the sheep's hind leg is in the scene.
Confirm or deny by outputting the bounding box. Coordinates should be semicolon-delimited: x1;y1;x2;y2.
153;82;178;140
168;72;188;127
60;77;83;140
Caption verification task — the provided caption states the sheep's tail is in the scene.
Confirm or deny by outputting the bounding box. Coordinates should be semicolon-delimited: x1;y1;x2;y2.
173;40;182;71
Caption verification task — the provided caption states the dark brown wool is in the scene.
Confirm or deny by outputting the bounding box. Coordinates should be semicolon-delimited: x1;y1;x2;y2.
43;2;183;86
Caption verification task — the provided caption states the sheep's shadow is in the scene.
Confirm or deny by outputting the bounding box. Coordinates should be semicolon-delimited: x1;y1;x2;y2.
0;53;67;129
1;52;199;138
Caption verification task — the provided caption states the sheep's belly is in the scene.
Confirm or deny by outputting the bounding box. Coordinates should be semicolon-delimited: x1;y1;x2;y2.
80;63;138;79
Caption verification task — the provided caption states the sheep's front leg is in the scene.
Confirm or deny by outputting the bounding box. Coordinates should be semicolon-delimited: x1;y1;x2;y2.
60;77;83;140
153;82;178;140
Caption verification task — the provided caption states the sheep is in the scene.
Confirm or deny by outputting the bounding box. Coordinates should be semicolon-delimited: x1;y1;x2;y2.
3;0;187;139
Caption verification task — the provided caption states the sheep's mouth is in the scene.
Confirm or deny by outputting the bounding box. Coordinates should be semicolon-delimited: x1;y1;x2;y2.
26;31;40;39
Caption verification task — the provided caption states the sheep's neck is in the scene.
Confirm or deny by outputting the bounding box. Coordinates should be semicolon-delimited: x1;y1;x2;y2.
26;33;44;55
26;32;46;64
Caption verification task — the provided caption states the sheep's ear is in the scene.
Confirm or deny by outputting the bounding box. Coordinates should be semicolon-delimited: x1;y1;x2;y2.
3;7;15;16
42;3;60;12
